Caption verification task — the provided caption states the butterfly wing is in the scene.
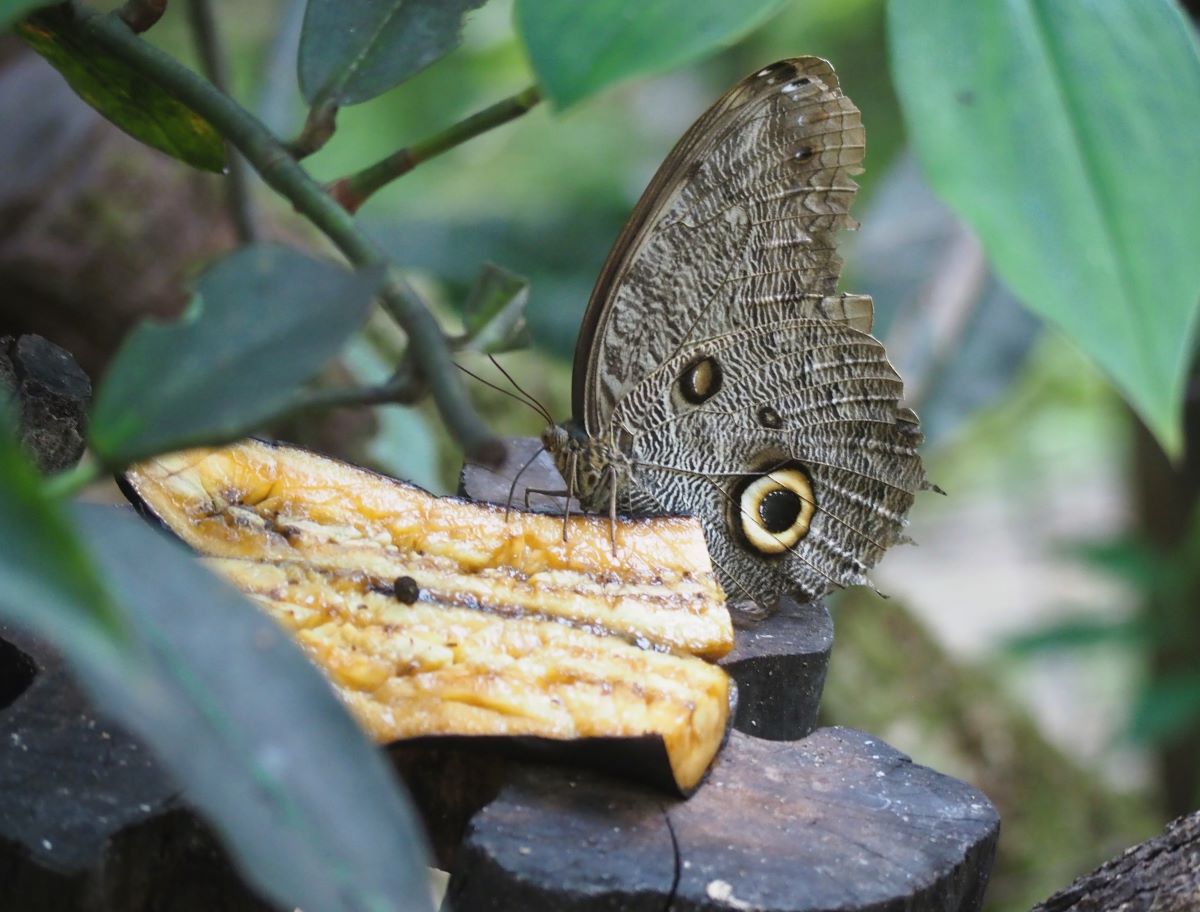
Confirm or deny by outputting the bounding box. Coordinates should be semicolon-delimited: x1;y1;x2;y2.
574;57;873;435
572;57;928;608
608;317;930;607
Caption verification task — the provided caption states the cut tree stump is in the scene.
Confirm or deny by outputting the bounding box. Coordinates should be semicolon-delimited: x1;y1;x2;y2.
445;727;1000;912
1030;810;1200;912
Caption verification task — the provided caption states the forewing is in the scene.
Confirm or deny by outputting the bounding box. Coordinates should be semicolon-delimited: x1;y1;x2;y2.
575;57;873;433
612;319;930;606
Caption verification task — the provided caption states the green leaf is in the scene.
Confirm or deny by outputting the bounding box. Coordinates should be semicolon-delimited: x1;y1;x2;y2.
72;505;435;912
1004;615;1146;657
1066;536;1165;593
0;406;128;665
1127;670;1200;744
460;263;531;353
17;9;225;173
888;0;1200;457
1;0;50;30
515;0;791;109
90;244;381;468
299;0;489;106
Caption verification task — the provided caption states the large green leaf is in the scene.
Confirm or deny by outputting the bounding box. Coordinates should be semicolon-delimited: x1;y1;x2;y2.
0;421;434;910
888;0;1200;456
299;0;489;106
73;505;435;912
514;0;791;109
17;8;225;173
90;244;381;468
1;0;50;30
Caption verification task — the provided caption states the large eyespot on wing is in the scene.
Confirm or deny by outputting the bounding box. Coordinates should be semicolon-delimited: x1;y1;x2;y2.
730;463;816;556
574;57;874;436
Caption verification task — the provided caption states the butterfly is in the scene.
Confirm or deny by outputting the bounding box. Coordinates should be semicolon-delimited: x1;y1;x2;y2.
539;57;934;619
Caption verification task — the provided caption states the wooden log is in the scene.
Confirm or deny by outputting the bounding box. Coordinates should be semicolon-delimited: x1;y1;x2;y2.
445;727;1000;912
461;437;834;741
0;334;90;473
1030;810;1200;912
719;596;831;740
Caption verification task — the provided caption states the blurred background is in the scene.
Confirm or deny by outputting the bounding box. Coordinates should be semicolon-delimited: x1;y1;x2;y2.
2;1;1197;908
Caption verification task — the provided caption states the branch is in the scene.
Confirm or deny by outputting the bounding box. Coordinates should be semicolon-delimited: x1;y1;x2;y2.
328;86;541;214
74;9;502;465
185;0;259;243
288;97;339;159
289;361;427;415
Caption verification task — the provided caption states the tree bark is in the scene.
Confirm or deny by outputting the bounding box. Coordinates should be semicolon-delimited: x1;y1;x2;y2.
1030;810;1200;912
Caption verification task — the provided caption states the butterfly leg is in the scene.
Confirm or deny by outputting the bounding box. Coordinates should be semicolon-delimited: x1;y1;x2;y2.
607;466;618;553
522;488;570;511
561;451;578;542
505;445;549;521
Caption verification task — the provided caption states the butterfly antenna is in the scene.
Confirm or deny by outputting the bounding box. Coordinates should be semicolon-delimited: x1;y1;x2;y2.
488;354;554;424
456;363;553;424
505;445;548;521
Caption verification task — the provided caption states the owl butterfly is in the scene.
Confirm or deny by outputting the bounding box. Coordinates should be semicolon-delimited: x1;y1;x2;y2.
541;57;933;620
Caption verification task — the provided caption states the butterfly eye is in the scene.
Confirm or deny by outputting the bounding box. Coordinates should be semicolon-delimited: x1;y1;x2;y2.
679;356;723;404
732;466;815;555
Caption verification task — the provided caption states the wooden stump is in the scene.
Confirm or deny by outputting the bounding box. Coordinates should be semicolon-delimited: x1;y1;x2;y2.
1031;810;1200;912
719;596;831;740
446;728;1000;912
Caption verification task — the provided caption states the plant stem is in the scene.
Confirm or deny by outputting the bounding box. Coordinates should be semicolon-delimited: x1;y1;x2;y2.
289;367;427;415
328;86;542;214
74;9;502;465
288;96;338;159
44;455;102;499
185;0;259;243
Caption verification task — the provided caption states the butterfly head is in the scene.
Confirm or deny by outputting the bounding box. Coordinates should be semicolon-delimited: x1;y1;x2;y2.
542;420;627;513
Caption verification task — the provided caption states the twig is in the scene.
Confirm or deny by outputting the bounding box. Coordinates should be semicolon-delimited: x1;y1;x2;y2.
287;97;338;159
118;0;166;33
327;86;541;214
185;0;259;243
74;9;502;466
289;360;427;414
